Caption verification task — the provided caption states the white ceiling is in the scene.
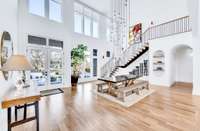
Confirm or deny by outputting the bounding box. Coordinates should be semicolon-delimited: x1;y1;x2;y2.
79;0;112;16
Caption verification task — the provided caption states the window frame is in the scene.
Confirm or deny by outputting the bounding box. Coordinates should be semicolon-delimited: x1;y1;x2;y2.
49;0;63;22
92;20;99;38
74;11;84;34
28;0;63;23
28;0;46;17
73;2;100;38
83;15;92;36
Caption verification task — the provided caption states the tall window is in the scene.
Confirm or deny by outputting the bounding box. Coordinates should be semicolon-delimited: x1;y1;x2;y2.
106;19;111;42
29;0;45;17
74;2;99;38
49;0;62;22
92;12;99;38
74;3;83;34
84;16;92;36
93;21;99;38
29;0;62;22
74;12;83;33
106;28;111;42
80;51;91;78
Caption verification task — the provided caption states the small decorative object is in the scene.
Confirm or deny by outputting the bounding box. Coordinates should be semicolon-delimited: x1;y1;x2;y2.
71;44;87;90
15;79;24;90
1;55;33;90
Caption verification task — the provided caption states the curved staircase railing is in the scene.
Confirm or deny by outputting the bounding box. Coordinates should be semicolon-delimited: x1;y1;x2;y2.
101;16;191;77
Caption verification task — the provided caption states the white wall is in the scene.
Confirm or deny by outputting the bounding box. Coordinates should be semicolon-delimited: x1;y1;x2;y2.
189;0;200;95
129;0;195;88
130;0;189;30
149;32;193;87
73;33;113;82
120;0;192;87
18;0;74;87
116;32;193;87
17;0;114;86
72;14;114;82
0;1;18;130
0;0;18;53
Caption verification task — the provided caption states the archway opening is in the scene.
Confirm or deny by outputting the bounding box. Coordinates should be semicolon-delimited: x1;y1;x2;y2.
172;45;193;94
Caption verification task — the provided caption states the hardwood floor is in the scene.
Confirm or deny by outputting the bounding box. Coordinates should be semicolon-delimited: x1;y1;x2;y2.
12;82;200;131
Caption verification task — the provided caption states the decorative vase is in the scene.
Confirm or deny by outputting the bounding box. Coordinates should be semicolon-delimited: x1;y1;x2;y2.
71;75;79;90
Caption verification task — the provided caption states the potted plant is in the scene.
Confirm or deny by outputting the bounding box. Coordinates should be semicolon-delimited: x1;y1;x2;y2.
71;44;87;90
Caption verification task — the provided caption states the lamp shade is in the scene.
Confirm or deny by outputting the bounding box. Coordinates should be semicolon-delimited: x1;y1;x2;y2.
1;55;33;71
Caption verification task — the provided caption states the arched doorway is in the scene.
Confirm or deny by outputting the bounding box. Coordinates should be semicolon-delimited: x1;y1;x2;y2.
172;45;193;93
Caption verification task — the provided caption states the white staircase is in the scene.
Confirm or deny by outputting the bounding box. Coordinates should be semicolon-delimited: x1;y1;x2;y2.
101;16;191;78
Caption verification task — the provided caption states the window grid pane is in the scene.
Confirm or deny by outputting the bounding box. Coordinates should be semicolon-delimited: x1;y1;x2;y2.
29;0;45;17
84;16;92;36
93;21;99;38
74;12;83;34
49;0;62;22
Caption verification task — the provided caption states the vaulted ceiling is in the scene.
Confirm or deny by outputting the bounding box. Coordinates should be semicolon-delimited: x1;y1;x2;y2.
79;0;112;16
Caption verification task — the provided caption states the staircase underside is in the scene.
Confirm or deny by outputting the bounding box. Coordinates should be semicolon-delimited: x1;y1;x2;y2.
109;46;149;77
118;46;149;68
109;67;119;77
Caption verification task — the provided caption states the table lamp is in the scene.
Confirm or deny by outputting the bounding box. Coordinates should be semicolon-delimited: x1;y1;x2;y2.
1;55;33;90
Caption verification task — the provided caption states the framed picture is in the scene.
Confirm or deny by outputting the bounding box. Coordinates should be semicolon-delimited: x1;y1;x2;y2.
129;23;142;44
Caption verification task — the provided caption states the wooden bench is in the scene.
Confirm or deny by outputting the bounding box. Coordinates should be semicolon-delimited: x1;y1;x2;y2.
116;81;149;101
97;81;125;94
96;82;109;93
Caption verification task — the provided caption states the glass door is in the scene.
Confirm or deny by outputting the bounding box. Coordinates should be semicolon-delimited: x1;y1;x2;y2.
27;46;64;89
27;46;48;87
49;48;64;87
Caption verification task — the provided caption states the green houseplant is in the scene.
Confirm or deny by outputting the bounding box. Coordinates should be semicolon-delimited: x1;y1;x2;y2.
71;44;87;89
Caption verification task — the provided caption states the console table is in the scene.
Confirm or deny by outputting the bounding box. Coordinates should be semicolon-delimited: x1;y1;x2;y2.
1;86;41;131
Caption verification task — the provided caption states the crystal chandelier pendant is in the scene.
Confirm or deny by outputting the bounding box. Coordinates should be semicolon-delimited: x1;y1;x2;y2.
111;0;129;56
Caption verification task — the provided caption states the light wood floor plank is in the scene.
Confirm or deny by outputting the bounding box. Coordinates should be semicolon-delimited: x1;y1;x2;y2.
11;83;200;131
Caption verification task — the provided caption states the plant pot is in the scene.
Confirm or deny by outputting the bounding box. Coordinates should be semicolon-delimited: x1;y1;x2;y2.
71;75;79;90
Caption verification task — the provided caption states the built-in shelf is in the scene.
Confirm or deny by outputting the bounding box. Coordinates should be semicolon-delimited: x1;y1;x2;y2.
153;50;165;75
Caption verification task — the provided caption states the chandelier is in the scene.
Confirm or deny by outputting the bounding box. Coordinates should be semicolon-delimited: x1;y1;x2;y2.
111;0;130;53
